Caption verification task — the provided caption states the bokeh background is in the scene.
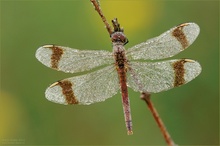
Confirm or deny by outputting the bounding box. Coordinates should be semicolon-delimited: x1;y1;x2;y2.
1;0;219;145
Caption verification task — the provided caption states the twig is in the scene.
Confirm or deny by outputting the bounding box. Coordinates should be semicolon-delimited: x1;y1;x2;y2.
141;92;177;146
90;0;113;35
89;1;177;145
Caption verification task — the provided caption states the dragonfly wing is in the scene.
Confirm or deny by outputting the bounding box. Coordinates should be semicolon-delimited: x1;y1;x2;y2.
127;59;201;93
45;65;119;105
36;45;113;73
127;23;200;60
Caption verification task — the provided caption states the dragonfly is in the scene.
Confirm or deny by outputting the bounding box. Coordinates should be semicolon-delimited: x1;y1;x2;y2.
36;19;201;135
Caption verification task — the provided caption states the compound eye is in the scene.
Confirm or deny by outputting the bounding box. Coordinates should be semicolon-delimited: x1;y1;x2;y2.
111;32;128;45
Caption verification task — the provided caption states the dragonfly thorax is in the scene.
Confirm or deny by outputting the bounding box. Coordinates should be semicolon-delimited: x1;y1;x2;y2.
113;44;127;69
111;32;128;45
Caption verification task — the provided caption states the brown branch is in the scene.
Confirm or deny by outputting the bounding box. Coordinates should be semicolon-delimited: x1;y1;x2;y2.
90;0;113;35
89;1;177;145
141;92;177;146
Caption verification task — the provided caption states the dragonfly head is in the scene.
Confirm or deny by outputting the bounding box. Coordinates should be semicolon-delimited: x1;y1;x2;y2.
111;18;129;45
111;32;128;45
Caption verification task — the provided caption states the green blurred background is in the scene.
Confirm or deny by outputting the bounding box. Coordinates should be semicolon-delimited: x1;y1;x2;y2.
1;0;219;145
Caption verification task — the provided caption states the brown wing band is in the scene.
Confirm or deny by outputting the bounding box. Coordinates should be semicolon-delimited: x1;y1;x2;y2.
172;24;189;49
49;45;64;69
58;80;79;104
173;59;187;87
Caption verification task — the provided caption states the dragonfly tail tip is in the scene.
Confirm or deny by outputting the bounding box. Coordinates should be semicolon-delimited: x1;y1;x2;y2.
127;130;133;135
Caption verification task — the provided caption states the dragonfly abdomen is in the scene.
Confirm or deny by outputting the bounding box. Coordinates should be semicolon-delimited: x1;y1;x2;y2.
113;45;133;135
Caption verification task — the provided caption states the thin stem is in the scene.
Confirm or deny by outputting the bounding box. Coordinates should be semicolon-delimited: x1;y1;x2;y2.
141;92;177;146
90;0;113;35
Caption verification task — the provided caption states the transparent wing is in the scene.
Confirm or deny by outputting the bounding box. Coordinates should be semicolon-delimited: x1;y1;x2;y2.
127;59;201;93
127;23;200;60
36;45;114;73
45;65;119;105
